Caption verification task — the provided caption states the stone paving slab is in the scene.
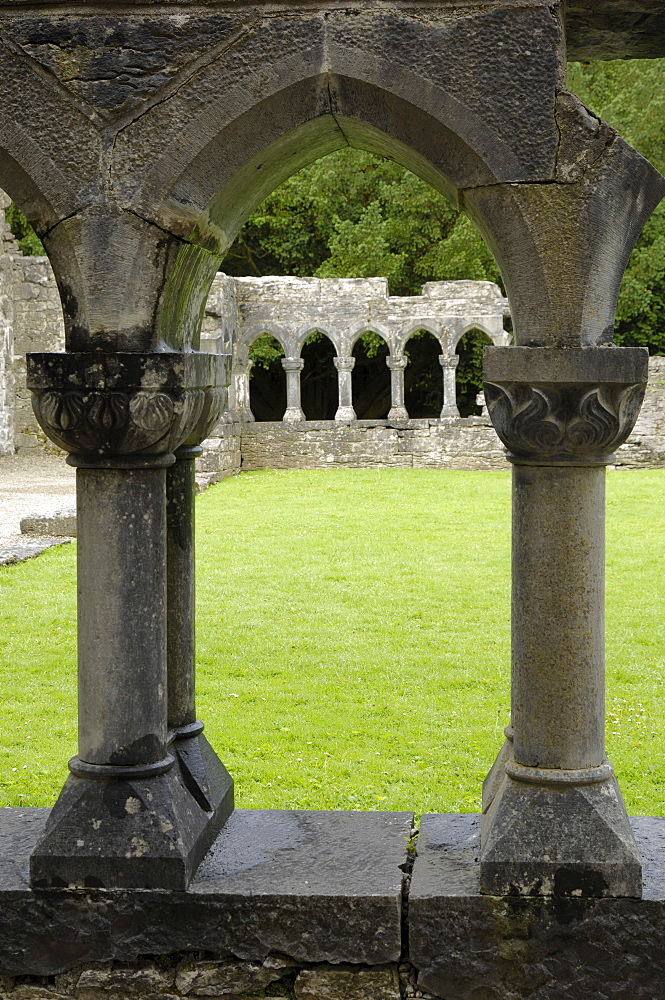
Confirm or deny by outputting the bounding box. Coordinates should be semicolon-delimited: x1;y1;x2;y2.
0;535;71;565
0;807;411;976
0;451;76;562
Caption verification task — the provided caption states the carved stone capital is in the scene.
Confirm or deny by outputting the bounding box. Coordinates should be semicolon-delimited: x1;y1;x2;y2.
386;355;407;371
27;352;230;461
439;354;459;370
333;356;355;373
483;347;648;465
281;357;304;373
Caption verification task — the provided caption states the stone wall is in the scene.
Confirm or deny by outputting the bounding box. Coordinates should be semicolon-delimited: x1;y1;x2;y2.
0;191;17;455
0;956;412;1000
11;255;65;450
238;417;507;472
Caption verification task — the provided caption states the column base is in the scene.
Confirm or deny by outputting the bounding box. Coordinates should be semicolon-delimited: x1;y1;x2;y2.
30;733;233;890
480;758;642;898
481;727;513;813
334;406;356;422
283;408;305;422
440;405;460;418
388;406;409;421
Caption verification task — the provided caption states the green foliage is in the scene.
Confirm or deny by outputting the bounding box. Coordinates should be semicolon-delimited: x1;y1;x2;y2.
5;203;45;256
568;58;665;353
248;333;284;370
455;329;493;417
222;149;498;296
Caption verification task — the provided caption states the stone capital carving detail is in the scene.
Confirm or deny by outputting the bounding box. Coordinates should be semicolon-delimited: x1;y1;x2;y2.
484;381;645;464
386;355;407;371
281;357;304;373
439;354;460;370
333;356;355;372
27;352;230;459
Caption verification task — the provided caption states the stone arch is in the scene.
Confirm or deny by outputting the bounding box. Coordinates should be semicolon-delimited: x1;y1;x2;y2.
396;322;447;357
111;16;546;355
351;329;391;419
241;324;290;357
348;323;394;355
300;330;338;420
295;326;340;357
403;329;444;418
455;326;494;417
450;321;504;353
247;330;287;422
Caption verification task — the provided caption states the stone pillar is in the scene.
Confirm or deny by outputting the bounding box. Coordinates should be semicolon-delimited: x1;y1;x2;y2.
439;354;459;417
387;354;408;420
26;351;233;890
480;345;648;898
230;359;254;421
334;355;356;421
281;357;305;421
165;387;233;825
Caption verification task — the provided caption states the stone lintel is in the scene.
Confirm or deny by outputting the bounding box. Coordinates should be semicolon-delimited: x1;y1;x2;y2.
26;352;231;393
0;808;411;976
483;346;648;385
410;813;665;1000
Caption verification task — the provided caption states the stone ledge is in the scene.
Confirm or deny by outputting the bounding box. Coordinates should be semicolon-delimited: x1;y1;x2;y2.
0;808;411;977
409;813;665;1000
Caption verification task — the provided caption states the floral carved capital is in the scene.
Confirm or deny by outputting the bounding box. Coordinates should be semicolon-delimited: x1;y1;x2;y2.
32;387;209;457
27;351;230;460
484;380;646;464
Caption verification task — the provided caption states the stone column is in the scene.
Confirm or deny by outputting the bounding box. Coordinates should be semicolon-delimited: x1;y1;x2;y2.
480;345;648;898
387;354;408;420
334;355;356;421
26;351;233;890
439;354;459;417
165;384;233;827
230;359;254;421
281;357;305;421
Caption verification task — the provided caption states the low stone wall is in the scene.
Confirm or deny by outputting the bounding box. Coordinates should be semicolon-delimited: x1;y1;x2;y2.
195;416;242;488
238;417;507;471
0;956;413;1000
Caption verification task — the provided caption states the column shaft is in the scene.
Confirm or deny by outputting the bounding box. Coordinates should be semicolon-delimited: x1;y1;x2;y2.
334;356;356;421
282;357;305;421
77;463;170;767
387;355;408;420
166;448;197;732
439;354;459;417
512;464;605;769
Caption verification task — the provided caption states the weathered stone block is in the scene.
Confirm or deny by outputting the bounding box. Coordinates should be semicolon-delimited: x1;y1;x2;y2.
294;965;400;999
175;958;282;996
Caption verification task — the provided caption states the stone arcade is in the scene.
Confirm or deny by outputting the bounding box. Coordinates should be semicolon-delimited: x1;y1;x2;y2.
1;2;665;997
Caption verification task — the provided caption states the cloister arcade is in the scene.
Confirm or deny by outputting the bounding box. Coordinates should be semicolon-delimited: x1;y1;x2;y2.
202;274;510;423
1;1;665;992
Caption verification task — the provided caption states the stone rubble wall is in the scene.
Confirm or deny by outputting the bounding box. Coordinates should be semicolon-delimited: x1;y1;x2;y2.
0;956;425;1000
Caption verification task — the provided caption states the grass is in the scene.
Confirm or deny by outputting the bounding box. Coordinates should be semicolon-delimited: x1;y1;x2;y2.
0;467;664;816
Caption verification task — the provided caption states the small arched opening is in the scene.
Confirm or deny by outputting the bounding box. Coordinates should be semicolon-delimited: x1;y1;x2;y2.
301;331;337;420
404;330;443;418
351;332;391;419
455;328;493;417
248;333;286;420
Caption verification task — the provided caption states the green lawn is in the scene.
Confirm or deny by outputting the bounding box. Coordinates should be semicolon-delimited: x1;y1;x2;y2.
1;467;664;816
